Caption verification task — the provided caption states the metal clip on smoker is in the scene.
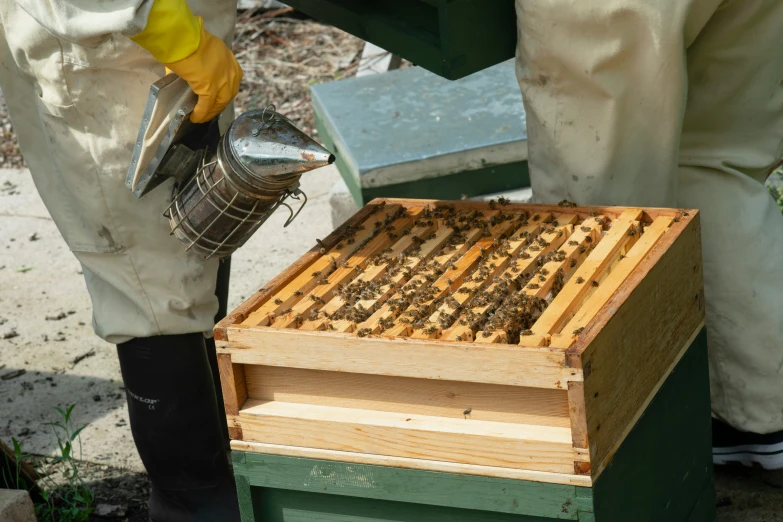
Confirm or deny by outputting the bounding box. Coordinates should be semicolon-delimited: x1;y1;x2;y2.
126;74;334;259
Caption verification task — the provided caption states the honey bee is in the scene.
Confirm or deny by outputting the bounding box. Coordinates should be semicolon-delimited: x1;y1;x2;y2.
532;214;540;221
568;240;579;246
498;196;510;206
312;271;321;277
591;280;599;287
576;277;585;284
274;298;283;305
357;328;372;338
463;408;473;418
282;307;293;314
294;290;303;297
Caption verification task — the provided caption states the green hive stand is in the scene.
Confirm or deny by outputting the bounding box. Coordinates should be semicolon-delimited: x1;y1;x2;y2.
232;330;715;522
283;0;517;80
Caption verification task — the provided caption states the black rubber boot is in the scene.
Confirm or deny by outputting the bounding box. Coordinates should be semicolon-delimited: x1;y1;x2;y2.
204;257;231;449
117;333;241;522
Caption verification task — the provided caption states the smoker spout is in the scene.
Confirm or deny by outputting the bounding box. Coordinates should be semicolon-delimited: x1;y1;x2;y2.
224;108;336;182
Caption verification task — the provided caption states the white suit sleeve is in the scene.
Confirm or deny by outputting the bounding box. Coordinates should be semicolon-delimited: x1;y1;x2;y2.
15;0;155;42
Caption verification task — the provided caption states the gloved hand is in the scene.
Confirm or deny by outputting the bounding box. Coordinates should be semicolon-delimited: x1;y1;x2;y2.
131;0;243;123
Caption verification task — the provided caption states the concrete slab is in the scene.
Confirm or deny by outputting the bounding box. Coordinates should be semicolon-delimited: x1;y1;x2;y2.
0;489;36;522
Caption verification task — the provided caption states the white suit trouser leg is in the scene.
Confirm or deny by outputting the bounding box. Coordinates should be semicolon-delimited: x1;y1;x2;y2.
0;2;237;344
516;0;783;433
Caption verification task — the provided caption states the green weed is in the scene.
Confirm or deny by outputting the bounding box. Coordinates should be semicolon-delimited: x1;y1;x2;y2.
5;405;95;522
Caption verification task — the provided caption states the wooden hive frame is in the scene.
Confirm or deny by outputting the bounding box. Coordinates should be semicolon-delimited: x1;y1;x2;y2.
216;198;704;487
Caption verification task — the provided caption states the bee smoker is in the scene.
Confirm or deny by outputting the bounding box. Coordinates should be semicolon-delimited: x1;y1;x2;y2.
126;74;334;259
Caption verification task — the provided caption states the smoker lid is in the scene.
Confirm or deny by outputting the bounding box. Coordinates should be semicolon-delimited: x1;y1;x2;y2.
225;108;334;185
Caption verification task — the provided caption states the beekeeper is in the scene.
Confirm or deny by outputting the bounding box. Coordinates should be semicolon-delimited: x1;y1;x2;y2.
515;0;783;467
1;0;243;519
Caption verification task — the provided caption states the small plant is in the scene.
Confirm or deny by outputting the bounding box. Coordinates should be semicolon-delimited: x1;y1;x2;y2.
1;437;31;491
33;405;94;522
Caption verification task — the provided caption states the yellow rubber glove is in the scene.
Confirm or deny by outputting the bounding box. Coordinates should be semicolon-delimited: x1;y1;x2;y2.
131;0;243;123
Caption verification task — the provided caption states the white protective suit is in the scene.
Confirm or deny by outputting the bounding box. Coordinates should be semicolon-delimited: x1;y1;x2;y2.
515;0;783;434
0;0;236;344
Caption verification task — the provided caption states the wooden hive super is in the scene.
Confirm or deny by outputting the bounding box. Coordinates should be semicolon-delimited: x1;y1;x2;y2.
216;198;711;520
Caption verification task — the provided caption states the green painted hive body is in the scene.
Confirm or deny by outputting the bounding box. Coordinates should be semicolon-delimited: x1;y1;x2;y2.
284;0;517;80
233;331;714;522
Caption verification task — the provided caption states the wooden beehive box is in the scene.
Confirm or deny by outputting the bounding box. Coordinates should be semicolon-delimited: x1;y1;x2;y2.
281;0;517;80
216;198;705;489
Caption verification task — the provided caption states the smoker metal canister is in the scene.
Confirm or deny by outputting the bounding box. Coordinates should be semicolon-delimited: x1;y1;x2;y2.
165;108;334;259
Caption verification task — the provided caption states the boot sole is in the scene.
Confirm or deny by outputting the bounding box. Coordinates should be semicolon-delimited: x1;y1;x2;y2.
713;442;783;470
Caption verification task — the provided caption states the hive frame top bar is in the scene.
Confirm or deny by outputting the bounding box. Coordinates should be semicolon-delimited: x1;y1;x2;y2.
216;198;698;354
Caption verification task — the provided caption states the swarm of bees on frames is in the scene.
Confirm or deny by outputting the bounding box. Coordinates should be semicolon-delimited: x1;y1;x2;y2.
267;203;635;344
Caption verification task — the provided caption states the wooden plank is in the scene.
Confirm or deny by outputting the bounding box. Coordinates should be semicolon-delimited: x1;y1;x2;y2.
530;209;644;337
558;216;673;340
568;381;589;452
270;212;415;328
220;326;581;389
377;198;689;222
231;441;593;487
329;221;457;333
473;218;602;346
236;401;587;473
297;220;437;331
243;365;571;427
443;216;578;343
522;217;601;298
241;204;405;327
568;214;704;480
357;213;499;335
423;218;547;332
215;198;384;339
217;353;247;416
233;448;596;520
394;218;520;338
